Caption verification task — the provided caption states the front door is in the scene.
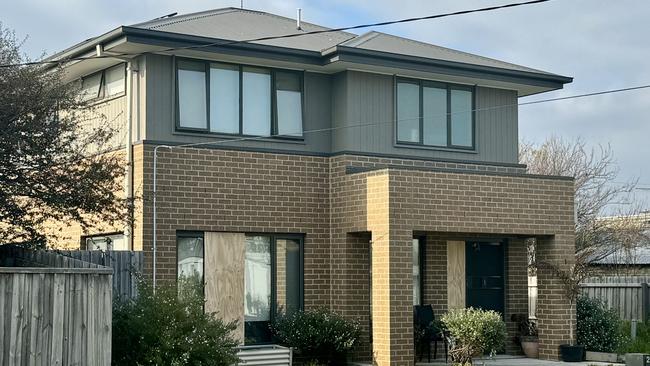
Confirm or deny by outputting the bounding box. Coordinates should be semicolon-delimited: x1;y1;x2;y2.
465;241;505;316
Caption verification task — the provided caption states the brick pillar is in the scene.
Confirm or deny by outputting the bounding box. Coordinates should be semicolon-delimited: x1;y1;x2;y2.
505;238;529;355
367;173;414;366
536;234;575;360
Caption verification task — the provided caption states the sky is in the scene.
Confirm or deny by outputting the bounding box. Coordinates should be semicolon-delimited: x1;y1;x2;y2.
3;0;649;211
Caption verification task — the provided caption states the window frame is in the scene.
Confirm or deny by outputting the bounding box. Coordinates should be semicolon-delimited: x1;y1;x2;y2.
80;63;127;103
395;77;476;150
174;58;305;140
83;232;128;251
245;233;304;344
174;231;304;345
176;230;206;300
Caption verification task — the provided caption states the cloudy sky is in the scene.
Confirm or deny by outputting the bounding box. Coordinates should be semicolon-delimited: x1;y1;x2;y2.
3;0;649;210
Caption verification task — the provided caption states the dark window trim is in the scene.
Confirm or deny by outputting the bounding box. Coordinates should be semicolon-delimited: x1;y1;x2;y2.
176;230;206;302
395;76;475;150
174;57;305;140
174;59;210;132
245;233;305;320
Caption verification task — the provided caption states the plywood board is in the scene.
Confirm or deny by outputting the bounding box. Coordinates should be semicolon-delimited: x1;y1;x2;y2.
205;232;246;343
447;241;466;310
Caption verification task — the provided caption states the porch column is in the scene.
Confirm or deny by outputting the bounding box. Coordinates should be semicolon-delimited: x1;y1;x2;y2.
367;173;414;365
536;234;575;360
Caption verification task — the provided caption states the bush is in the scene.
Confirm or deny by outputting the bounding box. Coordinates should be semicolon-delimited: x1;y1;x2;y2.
617;321;650;354
271;308;361;366
577;296;626;353
441;307;507;365
112;278;239;366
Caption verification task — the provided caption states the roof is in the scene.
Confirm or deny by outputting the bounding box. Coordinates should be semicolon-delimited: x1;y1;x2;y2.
130;7;356;52
338;31;558;76
49;7;572;93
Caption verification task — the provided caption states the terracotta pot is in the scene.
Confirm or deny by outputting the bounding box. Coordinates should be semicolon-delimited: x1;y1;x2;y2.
520;337;539;359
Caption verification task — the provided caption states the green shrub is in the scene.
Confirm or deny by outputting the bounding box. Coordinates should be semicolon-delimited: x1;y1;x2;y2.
577;296;626;352
617;321;650;354
112;278;239;366
441;307;506;366
270;308;361;366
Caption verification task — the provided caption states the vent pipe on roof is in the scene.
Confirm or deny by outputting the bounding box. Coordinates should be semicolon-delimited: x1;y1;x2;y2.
297;8;302;30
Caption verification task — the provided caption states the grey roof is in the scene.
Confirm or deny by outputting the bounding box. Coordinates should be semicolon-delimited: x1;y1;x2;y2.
339;31;556;75
129;8;557;76
130;7;357;52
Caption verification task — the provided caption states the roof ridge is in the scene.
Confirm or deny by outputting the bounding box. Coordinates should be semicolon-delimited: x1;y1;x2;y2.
142;8;240;29
339;31;381;47
368;31;554;75
136;7;357;38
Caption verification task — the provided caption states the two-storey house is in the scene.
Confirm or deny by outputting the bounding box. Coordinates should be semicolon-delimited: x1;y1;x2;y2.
49;8;575;365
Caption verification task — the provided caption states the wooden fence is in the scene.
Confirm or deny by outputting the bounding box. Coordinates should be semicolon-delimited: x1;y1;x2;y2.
54;250;143;300
0;245;112;366
581;276;650;322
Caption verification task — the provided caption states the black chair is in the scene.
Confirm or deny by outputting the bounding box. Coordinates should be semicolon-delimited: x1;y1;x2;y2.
414;305;448;363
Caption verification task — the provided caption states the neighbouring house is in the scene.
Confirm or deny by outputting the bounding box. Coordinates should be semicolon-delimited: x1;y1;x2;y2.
587;213;650;276
46;8;576;365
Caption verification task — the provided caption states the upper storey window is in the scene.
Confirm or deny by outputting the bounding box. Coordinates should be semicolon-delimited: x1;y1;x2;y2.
176;59;304;138
80;63;126;102
396;78;474;149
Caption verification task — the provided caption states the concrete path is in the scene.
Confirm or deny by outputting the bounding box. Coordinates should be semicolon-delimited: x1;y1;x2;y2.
352;355;624;366
414;355;623;366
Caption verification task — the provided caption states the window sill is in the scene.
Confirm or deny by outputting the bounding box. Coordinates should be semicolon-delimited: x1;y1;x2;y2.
81;92;126;107
394;143;477;154
172;130;306;145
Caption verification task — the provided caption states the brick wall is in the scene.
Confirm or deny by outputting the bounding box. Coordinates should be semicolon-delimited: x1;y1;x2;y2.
139;145;332;309
48;145;573;365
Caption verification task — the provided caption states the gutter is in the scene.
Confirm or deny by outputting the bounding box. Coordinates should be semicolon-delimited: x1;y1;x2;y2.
44;27;126;67
329;45;573;89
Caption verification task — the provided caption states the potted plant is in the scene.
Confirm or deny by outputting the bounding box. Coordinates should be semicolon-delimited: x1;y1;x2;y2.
441;307;507;366
511;314;539;358
540;255;591;362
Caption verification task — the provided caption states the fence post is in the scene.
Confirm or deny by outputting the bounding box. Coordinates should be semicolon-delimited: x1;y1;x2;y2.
642;283;649;323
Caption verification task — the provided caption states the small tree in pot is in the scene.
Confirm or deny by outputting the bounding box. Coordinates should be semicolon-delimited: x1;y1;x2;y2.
511;314;539;358
540;253;591;362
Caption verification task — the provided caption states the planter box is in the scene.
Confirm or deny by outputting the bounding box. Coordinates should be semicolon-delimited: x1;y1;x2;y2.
585;351;619;363
626;353;650;366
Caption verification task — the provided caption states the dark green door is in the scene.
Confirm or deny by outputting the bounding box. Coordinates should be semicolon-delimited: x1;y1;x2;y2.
465;241;505;316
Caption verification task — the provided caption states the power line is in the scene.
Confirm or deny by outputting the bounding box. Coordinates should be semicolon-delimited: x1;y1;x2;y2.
520;85;650;105
0;0;552;68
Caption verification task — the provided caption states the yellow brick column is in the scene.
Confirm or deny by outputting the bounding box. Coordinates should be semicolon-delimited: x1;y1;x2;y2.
367;172;414;365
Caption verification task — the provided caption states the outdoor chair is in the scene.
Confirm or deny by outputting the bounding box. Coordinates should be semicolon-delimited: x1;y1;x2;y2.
413;304;448;363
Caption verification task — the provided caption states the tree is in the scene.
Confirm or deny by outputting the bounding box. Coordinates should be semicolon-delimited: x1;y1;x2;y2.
539;251;592;346
519;136;648;261
0;25;128;246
